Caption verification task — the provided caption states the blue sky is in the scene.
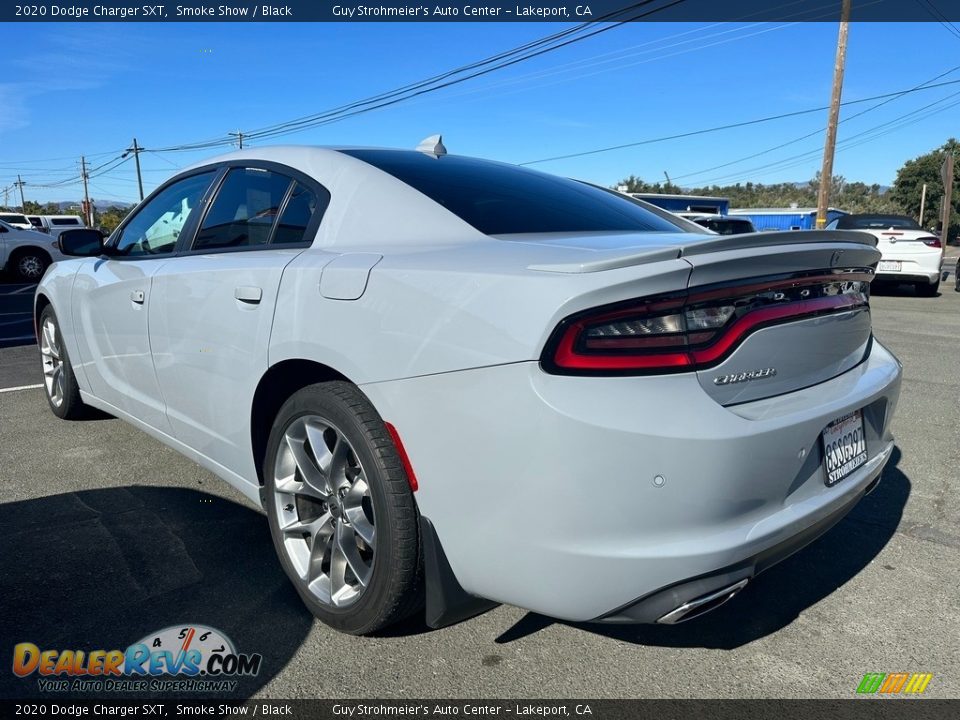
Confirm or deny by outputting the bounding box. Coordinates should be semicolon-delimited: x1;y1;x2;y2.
2;21;959;205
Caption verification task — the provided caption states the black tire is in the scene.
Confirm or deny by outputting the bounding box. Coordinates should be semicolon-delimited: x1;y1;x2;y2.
38;306;88;419
916;279;939;297
12;248;50;283
263;381;423;635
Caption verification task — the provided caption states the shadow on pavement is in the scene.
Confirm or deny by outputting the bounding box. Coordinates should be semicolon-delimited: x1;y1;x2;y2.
497;447;910;649
0;486;313;699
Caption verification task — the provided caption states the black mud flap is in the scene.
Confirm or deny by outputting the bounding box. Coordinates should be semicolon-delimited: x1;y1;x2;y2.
421;516;498;629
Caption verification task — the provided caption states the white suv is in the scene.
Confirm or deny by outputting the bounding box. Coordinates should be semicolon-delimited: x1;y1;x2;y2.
826;214;944;296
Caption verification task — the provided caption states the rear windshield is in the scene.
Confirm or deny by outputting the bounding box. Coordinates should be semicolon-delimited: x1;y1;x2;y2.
340;149;683;236
836;215;921;230
695;218;755;235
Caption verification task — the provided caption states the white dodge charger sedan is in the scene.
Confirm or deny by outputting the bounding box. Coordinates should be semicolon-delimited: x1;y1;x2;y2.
36;145;901;634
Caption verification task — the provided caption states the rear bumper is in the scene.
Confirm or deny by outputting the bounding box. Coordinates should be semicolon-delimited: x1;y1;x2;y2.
597;465;885;623
362;340;902;622
876;252;942;284
876;271;939;285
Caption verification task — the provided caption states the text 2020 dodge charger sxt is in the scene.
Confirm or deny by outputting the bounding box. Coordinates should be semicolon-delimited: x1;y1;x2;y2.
35;146;901;634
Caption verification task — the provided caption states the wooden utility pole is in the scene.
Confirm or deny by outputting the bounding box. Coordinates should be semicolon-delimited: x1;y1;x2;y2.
15;174;25;210
125;137;145;201
919;182;928;226
229;130;245;149
816;0;852;229
80;156;93;227
940;153;954;249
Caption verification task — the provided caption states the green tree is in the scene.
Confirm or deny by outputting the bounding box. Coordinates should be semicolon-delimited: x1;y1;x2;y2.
98;206;132;232
889;138;960;237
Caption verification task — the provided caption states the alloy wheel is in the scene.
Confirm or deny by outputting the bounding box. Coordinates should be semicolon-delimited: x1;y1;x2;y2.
271;415;376;608
39;317;64;407
18;255;44;280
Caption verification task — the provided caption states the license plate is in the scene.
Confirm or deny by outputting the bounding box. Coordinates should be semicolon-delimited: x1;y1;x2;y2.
878;260;902;272
821;410;867;486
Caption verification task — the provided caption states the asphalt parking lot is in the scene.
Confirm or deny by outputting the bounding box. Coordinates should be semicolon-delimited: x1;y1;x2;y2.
1;271;958;700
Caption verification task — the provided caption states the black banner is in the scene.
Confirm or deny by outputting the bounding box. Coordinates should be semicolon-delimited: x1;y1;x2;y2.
3;0;960;23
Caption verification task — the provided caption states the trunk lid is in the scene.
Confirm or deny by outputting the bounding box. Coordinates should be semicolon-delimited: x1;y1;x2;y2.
682;237;879;406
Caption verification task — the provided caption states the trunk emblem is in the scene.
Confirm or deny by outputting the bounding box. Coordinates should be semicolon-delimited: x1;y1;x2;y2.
713;368;777;386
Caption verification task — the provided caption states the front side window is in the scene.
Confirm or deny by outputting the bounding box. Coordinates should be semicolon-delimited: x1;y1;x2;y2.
113;171;215;257
192;168;292;251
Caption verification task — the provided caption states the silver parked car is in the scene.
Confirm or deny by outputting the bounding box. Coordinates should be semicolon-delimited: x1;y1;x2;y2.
36;145;902;634
1;219;66;281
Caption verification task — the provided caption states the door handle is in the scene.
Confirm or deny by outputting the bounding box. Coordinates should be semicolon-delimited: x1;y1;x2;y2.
130;290;145;304
234;286;262;304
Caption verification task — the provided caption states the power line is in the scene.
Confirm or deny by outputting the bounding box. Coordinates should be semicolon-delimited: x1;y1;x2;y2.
693;88;960;186
152;0;686;152
915;0;960;41
519;76;960;166
673;61;960;183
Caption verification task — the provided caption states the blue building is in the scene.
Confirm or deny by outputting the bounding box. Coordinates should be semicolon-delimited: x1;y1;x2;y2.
728;207;848;231
629;193;730;215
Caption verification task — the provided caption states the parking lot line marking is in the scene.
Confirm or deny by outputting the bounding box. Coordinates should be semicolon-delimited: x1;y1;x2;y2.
10;285;36;294
0;384;43;394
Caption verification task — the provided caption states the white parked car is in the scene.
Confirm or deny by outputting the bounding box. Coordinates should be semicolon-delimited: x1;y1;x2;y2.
0;219;65;281
35;145;901;634
0;212;35;231
825;214;943;295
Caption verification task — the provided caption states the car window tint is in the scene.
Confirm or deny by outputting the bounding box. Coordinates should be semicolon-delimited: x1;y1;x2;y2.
114;172;215;257
836;215;921;230
193;168;292;251
272;182;322;245
340;149;682;236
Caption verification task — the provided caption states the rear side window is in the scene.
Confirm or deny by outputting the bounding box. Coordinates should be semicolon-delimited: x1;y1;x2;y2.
341;150;682;236
50;217;82;226
193;168;292;251
272;182;324;245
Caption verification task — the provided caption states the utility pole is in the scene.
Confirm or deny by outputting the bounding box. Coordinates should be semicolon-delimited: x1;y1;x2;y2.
940;153;954;249
15;174;26;210
229;130;245;149
663;171;672;189
124;137;145;201
816;0;852;229
80;156;93;227
919;182;927;226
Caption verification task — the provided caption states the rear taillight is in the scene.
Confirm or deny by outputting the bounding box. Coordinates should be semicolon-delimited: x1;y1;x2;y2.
920;236;942;248
543;270;873;375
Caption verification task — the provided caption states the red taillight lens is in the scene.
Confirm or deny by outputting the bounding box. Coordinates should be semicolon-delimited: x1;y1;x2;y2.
920;236;942;248
543;271;872;375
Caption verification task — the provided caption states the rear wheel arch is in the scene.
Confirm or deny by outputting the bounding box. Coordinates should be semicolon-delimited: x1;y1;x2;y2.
10;245;52;266
250;359;353;486
34;293;52;339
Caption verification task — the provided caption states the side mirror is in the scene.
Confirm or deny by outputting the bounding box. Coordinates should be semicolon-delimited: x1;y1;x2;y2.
59;229;107;257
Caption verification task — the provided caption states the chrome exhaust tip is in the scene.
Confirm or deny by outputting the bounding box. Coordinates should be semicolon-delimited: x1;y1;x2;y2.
656;578;749;625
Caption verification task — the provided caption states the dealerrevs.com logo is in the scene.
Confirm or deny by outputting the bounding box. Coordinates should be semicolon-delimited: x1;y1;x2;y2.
12;625;262;693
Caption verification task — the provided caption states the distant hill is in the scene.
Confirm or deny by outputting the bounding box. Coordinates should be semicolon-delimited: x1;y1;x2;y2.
50;200;135;211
